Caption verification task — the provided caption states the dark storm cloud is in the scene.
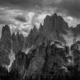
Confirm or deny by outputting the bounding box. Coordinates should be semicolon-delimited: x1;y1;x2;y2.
0;0;43;9
47;0;80;19
15;15;27;22
0;19;14;25
0;0;80;19
0;0;80;28
58;0;80;18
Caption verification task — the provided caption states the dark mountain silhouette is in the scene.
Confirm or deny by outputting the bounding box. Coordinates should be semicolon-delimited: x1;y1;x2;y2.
12;32;24;54
40;13;69;40
1;40;80;80
0;13;80;80
0;25;11;66
25;13;70;48
70;24;80;37
25;26;39;47
1;25;12;50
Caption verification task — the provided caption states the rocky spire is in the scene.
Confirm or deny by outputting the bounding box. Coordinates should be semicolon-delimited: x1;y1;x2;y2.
39;13;69;42
1;25;12;49
25;26;39;48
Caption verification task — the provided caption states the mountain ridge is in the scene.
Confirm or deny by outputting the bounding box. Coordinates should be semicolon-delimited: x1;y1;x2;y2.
0;13;80;80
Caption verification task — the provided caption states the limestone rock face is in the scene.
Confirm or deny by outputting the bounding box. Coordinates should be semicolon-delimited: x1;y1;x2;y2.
71;24;80;36
17;33;24;50
1;25;12;50
1;13;80;80
25;26;39;47
0;25;11;65
40;13;69;41
12;32;24;54
25;13;70;49
12;33;20;54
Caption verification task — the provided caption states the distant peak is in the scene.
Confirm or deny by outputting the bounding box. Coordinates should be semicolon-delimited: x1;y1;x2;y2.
51;13;58;19
44;13;58;22
12;32;15;36
52;13;57;17
76;24;80;27
3;25;10;30
2;25;11;36
33;26;37;30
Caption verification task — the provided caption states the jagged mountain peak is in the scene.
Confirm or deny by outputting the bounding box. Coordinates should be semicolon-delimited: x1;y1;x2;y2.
39;13;69;43
70;24;80;37
2;25;10;32
44;13;58;21
12;32;16;38
52;13;57;17
25;13;71;48
1;25;11;37
1;25;12;49
1;13;80;80
76;24;80;27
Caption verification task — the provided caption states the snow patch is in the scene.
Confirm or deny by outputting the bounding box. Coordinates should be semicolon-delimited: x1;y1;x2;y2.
55;44;64;49
23;46;33;55
5;49;15;72
62;29;74;48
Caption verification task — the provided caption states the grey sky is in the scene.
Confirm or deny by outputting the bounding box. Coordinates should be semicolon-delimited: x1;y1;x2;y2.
0;0;80;36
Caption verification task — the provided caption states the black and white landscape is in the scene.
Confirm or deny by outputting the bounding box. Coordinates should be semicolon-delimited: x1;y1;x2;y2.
0;13;80;80
0;0;80;80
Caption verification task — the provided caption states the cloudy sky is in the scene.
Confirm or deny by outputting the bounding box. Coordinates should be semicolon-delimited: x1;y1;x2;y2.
0;0;80;37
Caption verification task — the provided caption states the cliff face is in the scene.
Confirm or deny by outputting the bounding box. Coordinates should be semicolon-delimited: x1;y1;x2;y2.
0;25;11;65
1;25;12;50
70;24;80;36
40;13;69;41
2;40;80;80
12;32;24;54
0;13;80;80
25;13;70;48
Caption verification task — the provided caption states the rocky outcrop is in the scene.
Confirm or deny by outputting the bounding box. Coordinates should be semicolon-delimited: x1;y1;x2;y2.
11;51;27;76
7;40;80;80
25;13;70;48
1;25;12;51
1;13;80;80
17;33;24;50
0;25;11;65
40;13;69;42
12;32;20;54
25;26;39;48
12;32;24;54
70;24;80;37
